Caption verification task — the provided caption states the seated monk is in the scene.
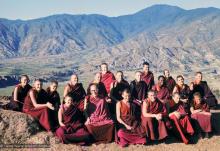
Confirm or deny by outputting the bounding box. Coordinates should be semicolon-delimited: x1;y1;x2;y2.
172;75;193;113
116;89;146;147
141;61;155;90
63;74;86;112
56;95;91;144
1;75;32;111
164;69;176;94
141;90;169;141
23;79;55;132
46;80;60;128
190;92;212;139
169;93;194;144
84;84;114;144
152;75;171;104
87;72;108;98
109;71;129;116
192;72;218;109
100;63;115;95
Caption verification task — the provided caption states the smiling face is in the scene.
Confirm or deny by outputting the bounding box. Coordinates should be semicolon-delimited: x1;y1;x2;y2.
90;84;98;97
70;75;78;85
148;91;156;102
135;72;141;82
195;73;202;83
122;90;130;102
94;72;101;83
34;80;42;91
177;76;184;86
20;76;29;87
143;64;149;73
164;70;170;78
158;77;165;87
50;83;58;92
116;72;123;82
172;93;180;104
101;64;108;74
194;95;201;105
64;96;73;108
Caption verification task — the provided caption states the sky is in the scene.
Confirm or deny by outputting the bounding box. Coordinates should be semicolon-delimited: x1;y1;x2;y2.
1;0;220;20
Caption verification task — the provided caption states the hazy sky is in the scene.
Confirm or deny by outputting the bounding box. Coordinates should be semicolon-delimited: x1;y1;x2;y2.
1;0;220;20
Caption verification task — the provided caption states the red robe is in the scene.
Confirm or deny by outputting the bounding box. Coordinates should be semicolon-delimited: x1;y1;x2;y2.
100;71;115;94
23;89;52;131
85;96;114;144
116;101;146;147
152;84;170;103
141;98;169;140
141;71;154;90
56;104;90;144
165;76;176;93
169;100;194;144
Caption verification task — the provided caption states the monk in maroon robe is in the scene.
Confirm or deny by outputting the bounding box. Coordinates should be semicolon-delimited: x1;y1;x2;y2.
116;89;146;147
56;95;90;144
1;75;32;111
87;72;108;98
141;90;169;141
84;84;114;144
169;93;194;144
152;75;170;104
141;62;155;90
23;79;54;132
164;69;176;94
190;92;212;138
100;63;115;95
63;74;86;112
192;72;218;108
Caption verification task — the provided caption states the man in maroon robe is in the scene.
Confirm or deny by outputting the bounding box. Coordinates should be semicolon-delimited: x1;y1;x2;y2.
141;62;155;90
164;69;176;94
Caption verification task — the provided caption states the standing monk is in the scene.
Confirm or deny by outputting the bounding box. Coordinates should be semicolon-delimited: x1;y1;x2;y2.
164;69;176;94
100;63;115;95
1;75;32;111
63;74;86;112
141;62;154;91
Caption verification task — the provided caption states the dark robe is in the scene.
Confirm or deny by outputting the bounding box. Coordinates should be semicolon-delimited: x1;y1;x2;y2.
165;76;176;93
66;83;86;112
141;98;169;140
56;104;90;144
116;101;146;147
152;84;170;103
191;100;212;133
141;71;155;90
2;84;32;111
23;89;52;131
193;81;218;107
85;95;114;144
169;100;194;144
87;82;108;98
100;71;115;94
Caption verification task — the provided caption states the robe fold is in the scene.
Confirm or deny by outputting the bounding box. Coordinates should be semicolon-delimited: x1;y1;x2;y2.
141;71;155;90
101;71;115;94
165;76;176;93
152;84;170;103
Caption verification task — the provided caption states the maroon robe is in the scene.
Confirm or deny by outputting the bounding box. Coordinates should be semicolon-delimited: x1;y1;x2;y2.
169;100;194;144
141;98;169;140
165;76;176;93
116;101;146;147
56;104;90;144
100;71;115;94
193;81;218;107
87;82;108;98
23;89;52;131
85;95;114;144
141;71;154;90
2;84;32;111
191;101;212;133
152;84;170;103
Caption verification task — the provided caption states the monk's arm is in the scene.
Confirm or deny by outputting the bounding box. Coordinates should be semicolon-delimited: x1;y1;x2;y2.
142;101;156;118
58;108;65;126
172;86;178;94
190;106;201;114
13;87;19;102
63;86;69;103
29;90;48;108
116;102;129;127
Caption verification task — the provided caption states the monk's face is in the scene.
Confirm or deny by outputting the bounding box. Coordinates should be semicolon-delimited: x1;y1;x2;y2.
158;77;164;87
143;65;149;73
116;72;123;82
34;81;42;91
101;64;108;74
21;76;28;87
122;92;130;102
195;73;202;83
65;96;73;107
90;85;98;96
164;70;170;78
173;94;180;104
177;77;184;86
135;72;141;82
148;92;156;102
70;75;78;85
50;83;58;92
194;95;201;104
94;73;101;82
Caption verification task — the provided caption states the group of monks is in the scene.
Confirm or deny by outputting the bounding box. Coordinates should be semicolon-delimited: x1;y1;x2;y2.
0;62;218;147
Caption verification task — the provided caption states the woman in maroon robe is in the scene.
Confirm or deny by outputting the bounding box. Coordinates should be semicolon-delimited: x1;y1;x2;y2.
141;62;154;90
152;75;170;104
100;63;115;95
164;69;176;94
190;92;212;138
56;95;90;144
84;84;114;144
63;74;86;112
192;72;218;108
23;79;54;132
87;72;108;98
141;90;169;141
116;89;146;147
169;93;194;144
1;75;32;111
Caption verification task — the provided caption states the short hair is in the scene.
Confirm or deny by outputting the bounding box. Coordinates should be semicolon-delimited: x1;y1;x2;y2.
64;94;73;103
148;90;155;95
143;61;149;66
135;71;142;74
122;88;131;95
193;92;201;99
163;69;169;75
34;78;42;83
100;63;108;67
195;72;202;76
176;75;184;80
158;75;165;80
20;74;29;81
50;80;58;85
116;71;123;75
